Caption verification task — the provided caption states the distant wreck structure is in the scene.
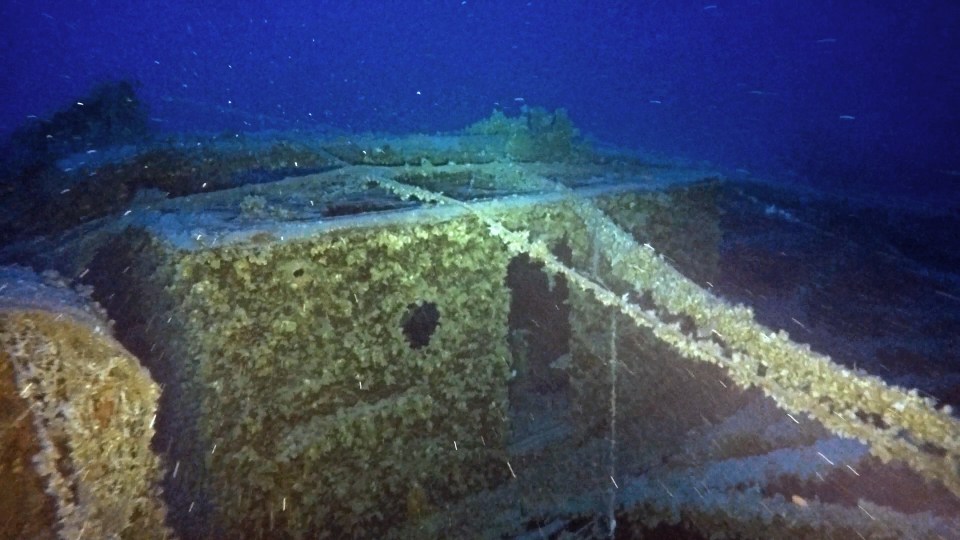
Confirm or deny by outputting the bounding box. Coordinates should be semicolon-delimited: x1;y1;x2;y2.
2;102;959;538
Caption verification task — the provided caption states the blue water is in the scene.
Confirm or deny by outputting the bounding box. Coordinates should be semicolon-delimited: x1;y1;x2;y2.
2;1;958;203
4;3;960;538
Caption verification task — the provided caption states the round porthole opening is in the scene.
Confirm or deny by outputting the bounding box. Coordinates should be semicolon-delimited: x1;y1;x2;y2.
401;301;440;349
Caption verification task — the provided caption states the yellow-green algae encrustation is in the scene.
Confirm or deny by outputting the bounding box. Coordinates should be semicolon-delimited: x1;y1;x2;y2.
75;154;730;537
9;109;959;538
0;266;170;539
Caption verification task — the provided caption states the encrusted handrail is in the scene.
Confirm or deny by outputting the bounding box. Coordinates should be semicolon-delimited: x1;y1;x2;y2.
369;174;960;499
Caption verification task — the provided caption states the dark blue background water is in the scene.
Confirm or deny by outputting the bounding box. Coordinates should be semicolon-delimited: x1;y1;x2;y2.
3;1;958;202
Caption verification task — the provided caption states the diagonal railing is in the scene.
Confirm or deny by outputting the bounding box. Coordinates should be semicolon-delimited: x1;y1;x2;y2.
370;174;960;500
